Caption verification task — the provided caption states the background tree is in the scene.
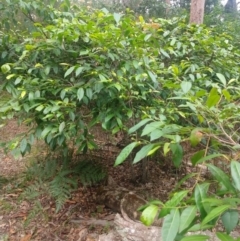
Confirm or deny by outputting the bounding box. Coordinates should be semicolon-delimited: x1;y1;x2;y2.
225;0;237;12
189;0;206;23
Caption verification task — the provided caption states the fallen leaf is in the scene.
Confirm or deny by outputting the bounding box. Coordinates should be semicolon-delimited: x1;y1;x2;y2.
20;234;32;241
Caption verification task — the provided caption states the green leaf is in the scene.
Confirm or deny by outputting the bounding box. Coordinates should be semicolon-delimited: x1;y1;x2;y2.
191;150;205;165
162;209;180;241
150;129;163;141
221;209;239;234
75;67;84;77
180;235;209;241
59;122;65;133
128;119;152;134
216;73;226;87
86;88;93;99
206;87;220;108
140;204;159;226
202;205;230;226
170;143;183;168
64;66;75;78
77;88;84;101
160;48;170;58
113;12;122;25
144;34;152;42
159;191;188;218
216;232;235;241
194;183;210;219
230;161;240;191
193;153;223;166
187;224;214;232
222;89;231;101
114;142;138;166
207;164;235;192
148;70;157;83
20;138;27;153
163;142;170;156
141;121;164;136
179;206;197;233
133;144;155;164
181;81;192;93
1;64;11;74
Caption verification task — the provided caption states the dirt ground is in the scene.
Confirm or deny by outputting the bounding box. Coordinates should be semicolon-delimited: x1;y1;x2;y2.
0;119;239;241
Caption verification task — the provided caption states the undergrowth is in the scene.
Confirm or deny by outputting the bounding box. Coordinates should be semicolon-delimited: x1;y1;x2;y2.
21;152;106;224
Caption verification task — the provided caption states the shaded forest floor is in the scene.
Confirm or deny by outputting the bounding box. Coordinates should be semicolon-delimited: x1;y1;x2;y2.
0;119;234;241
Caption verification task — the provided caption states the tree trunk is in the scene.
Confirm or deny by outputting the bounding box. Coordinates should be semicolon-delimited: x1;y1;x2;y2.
225;0;237;13
189;0;206;24
165;0;171;14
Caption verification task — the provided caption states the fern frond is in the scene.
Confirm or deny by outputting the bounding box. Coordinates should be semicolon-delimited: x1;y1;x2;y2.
74;160;106;186
49;170;77;212
24;200;44;227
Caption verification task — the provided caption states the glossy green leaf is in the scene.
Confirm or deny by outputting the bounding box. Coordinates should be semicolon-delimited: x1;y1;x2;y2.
222;89;231;101
144;34;152;41
86;88;93;99
133;144;155;164
114;142;138;166
180;235;209;241
216;232;235;241
64;66;75;78
194;183;210;219
179;206;197;233
187;223;214;232
202;205;230;226
163;142;170;156
20;138;27;153
162;209;180;241
59;122;65;133
159;191;188;218
207;164;235;192
141;121;164;136
160;48;170;58
181;81;192;93
150;129;163;141
75;67;84;77
230;161;240;191
193;153;223;166
113;12;122;25
77;88;84;101
1;64;11;74
221;209;239;234
140;204;159;226
128;119;152;134
216;73;226;87
191;150;205;165
170;143;183;168
148;70;157;83
206;87;220;108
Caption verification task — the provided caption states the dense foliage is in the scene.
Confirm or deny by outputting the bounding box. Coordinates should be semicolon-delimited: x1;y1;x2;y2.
1;0;240;240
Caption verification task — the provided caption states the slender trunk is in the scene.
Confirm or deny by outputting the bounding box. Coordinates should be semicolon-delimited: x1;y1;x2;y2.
189;0;206;24
165;0;171;15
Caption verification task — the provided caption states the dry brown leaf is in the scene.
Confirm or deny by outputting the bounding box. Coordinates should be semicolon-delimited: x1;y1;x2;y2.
20;234;32;241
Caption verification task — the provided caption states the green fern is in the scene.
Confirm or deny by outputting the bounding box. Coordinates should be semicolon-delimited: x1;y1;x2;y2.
21;181;43;200
24;200;45;227
22;157;106;214
49;170;77;212
24;158;58;181
74;160;106;186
